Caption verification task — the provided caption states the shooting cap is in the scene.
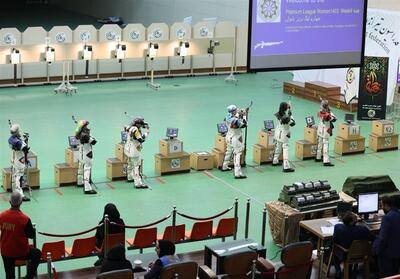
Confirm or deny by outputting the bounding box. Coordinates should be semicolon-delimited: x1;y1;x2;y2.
132;117;145;126
75;120;89;136
227;105;237;113
10;124;20;135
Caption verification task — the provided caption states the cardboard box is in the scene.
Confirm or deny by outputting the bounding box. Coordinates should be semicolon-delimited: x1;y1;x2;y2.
106;158;127;180
190;152;214;170
115;143;127;162
304;127;317;144
214;134;227;152
65;148;79;168
54;163;78;186
154;153;190;175
338;123;361;140
253;144;279;164
2;168;40;191
295;140;317;160
372;120;394;136
159;139;183;156
368;133;399;152
258;130;275;148
334;136;365;155
212;148;225;168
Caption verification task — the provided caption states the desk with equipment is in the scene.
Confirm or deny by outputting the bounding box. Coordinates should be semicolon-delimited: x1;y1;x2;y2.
54;136;79;186
253;120;280;164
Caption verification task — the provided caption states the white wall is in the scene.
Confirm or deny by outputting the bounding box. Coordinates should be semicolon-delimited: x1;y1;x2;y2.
50;0;248;26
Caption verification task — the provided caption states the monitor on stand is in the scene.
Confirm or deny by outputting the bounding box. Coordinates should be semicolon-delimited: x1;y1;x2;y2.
68;136;79;149
166;128;178;139
305;116;315;127
263;120;274;131
357;192;379;222
217;123;228;135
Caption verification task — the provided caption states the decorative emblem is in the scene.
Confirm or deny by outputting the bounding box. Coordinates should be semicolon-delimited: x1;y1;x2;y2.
153;29;163;39
3;33;16;45
199;27;209;37
129;30;140;40
105;31;116;41
257;0;281;23
55;32;66;43
176;28;186;39
80;31;91;42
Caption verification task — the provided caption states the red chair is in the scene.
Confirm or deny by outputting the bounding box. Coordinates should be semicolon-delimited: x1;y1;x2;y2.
212;218;236;241
15;260;27;278
41;240;66;261
96;232;126;254
157;224;186;243
126;227;157;253
185;221;213;241
65;236;97;258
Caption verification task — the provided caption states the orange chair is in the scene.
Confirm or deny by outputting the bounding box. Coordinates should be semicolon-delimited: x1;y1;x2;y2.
65;236;97;258
185;221;213;241
212;218;236;241
41;240;66;261
157;224;186;243
126;227;157;253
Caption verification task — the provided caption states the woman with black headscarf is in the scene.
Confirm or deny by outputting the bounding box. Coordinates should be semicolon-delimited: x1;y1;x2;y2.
100;244;133;273
144;240;180;279
94;203;125;266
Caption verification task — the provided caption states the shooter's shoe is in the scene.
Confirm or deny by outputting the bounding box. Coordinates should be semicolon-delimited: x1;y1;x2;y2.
221;166;232;172
77;184;84;188
234;175;247;179
127;179;134;183
135;184;148;189
324;162;335;167
283;168;295;173
22;196;31;202
84;189;97;195
315;158;323;162
272;162;282;166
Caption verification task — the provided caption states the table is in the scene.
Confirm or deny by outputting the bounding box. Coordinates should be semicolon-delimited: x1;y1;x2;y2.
300;217;380;279
204;239;266;275
127;252;159;277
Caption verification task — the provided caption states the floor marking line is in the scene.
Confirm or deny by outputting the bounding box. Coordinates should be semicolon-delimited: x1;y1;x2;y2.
0;194;8;202
332;157;346;163
292;161;305;168
54;188;63;196
155;177;166;184
249;165;263;173
203;171;215;178
370;153;384;159
204;171;264;206
106;183;115;190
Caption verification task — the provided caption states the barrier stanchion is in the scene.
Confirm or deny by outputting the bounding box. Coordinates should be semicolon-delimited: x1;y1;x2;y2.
234;197;238;240
261;207;267;247
172;206;177;244
33;223;37;248
245;198;250;239
47;252;53;279
104;214;109;256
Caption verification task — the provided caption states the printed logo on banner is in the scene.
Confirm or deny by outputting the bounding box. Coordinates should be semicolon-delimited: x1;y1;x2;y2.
257;0;281;23
366;13;400;55
153;29;163;39
344;68;357;104
105;31;116;41
80;31;91;42
199;27;209;37
129;30;140;40
176;28;186;39
55;33;66;43
171;159;181;169
357;56;389;120
3;33;16;45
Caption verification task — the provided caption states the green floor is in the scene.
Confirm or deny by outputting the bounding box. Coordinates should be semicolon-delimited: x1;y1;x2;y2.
0;72;399;275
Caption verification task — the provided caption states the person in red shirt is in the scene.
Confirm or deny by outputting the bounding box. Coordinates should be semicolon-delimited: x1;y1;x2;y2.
0;192;41;279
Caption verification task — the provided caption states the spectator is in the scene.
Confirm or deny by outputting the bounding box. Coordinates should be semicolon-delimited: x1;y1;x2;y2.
94;203;125;266
144;240;180;279
0;192;41;279
373;196;400;278
100;244;133;273
332;211;374;278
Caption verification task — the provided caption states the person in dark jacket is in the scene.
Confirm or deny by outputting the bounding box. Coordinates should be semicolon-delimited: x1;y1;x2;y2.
94;203;125;266
332;211;374;277
144;240;180;279
100;244;133;273
373;196;400;278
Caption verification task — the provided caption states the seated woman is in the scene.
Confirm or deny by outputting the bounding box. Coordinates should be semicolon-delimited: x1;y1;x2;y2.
94;203;125;266
332;211;375;277
100;244;133;273
144;240;180;279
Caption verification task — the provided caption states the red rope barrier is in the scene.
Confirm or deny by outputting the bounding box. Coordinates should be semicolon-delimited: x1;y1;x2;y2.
38;225;100;237
111;214;171;229
177;206;233;221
